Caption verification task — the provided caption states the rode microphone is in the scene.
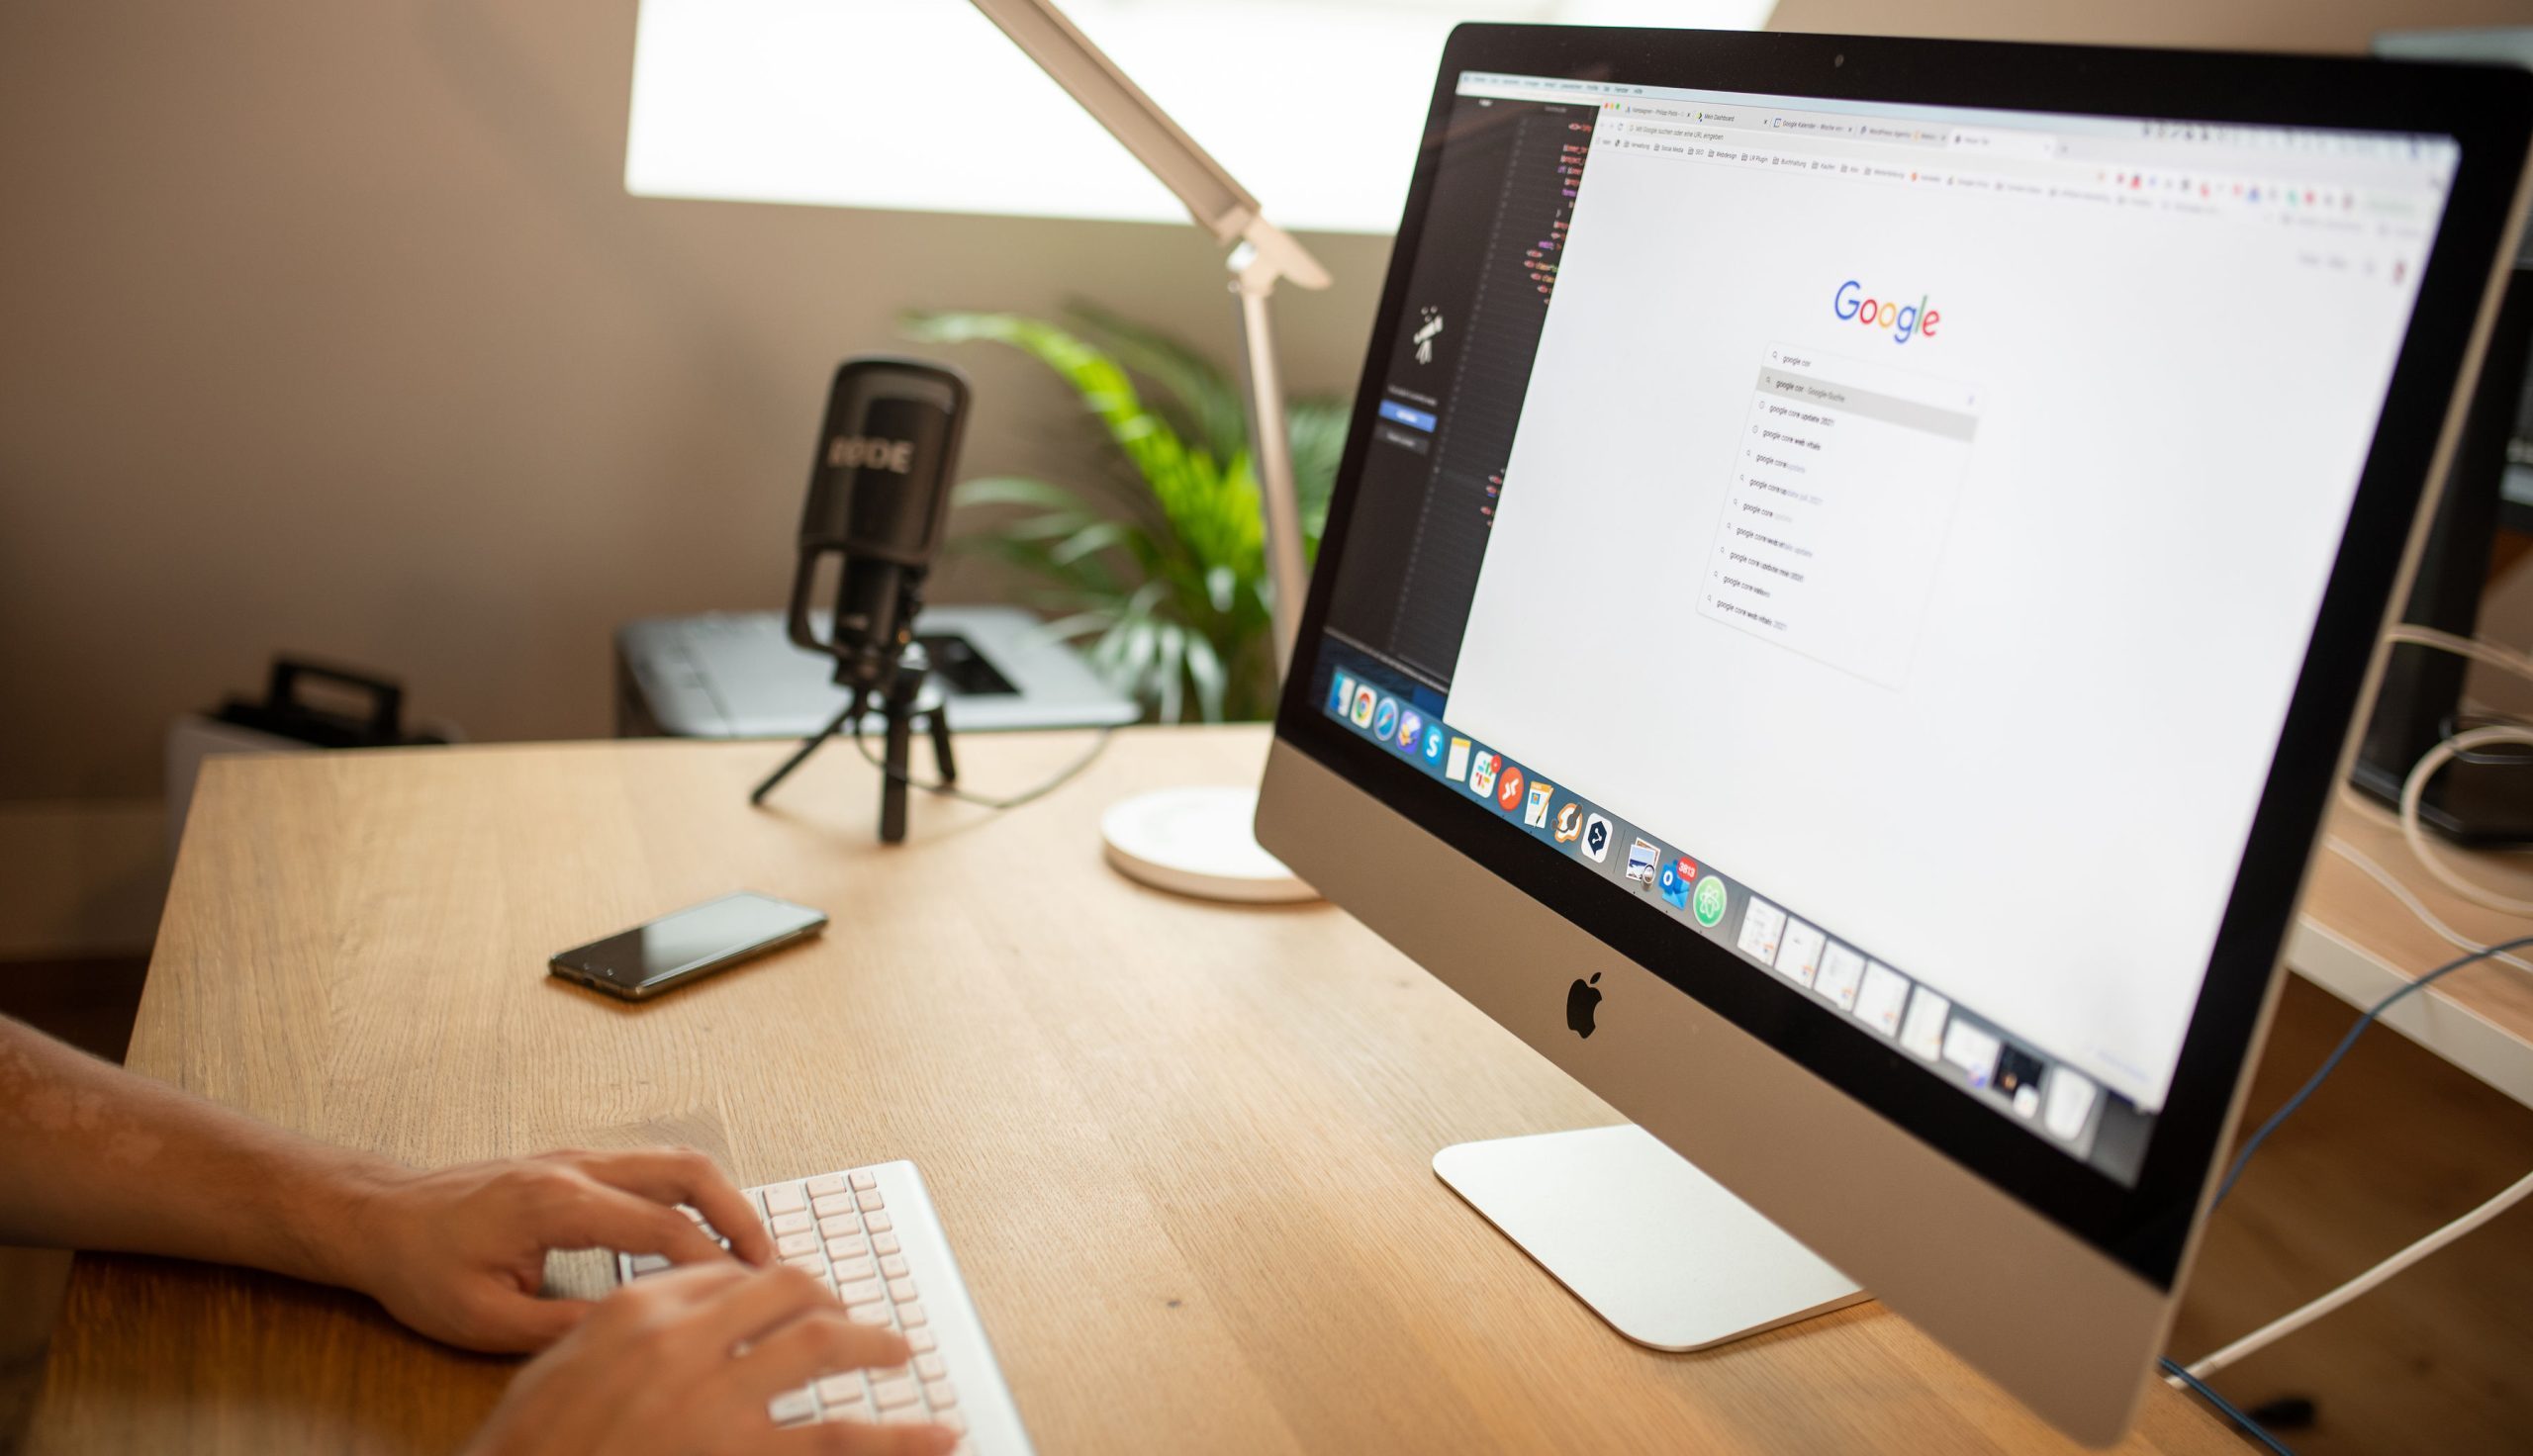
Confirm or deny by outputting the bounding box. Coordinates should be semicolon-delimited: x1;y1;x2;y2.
753;356;972;841
785;357;971;694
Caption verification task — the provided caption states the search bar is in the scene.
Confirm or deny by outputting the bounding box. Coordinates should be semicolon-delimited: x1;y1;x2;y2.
1945;127;2063;160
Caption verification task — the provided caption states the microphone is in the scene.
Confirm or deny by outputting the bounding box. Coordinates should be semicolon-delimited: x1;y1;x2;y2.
753;356;973;837
785;356;972;697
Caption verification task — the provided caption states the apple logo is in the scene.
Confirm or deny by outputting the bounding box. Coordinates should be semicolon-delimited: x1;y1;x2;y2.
1566;972;1603;1039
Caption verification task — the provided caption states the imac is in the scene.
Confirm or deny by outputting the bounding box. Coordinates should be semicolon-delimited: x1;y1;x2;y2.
1255;26;2532;1444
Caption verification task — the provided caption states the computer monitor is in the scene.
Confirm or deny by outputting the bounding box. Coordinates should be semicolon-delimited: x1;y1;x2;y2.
1255;26;2531;1445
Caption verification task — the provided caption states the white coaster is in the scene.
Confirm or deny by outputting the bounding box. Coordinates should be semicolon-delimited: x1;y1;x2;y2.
1099;785;1318;903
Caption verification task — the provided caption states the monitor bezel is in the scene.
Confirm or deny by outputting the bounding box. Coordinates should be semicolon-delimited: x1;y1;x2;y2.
1271;24;2532;1288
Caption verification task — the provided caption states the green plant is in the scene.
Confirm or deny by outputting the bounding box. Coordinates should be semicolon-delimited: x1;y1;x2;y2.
901;304;1346;724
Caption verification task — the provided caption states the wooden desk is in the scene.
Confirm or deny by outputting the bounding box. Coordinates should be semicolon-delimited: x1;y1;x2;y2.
2291;794;2533;1110
27;727;2232;1454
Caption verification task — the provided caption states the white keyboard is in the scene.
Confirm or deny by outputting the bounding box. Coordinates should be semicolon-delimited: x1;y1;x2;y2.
616;1161;1032;1454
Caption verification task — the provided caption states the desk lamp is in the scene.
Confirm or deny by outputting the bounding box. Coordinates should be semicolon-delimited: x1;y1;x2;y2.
754;0;1327;901
939;0;1330;901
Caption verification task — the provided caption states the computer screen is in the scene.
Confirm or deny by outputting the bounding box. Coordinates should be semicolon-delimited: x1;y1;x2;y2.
1302;69;2461;1189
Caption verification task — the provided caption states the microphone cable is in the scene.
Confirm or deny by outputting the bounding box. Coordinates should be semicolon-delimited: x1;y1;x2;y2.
849;718;1118;812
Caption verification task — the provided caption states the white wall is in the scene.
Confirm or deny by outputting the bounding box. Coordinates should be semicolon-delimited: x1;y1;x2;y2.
0;0;1392;809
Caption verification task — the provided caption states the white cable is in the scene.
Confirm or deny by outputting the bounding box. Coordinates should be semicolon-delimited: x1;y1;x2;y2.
2398;723;2533;915
2377;625;2533;914
2320;836;2533;974
2381;623;2533;681
2177;1166;2533;1383
2162;628;2533;1389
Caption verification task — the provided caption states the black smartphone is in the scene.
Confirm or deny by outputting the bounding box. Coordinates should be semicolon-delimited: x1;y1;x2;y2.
549;892;828;1001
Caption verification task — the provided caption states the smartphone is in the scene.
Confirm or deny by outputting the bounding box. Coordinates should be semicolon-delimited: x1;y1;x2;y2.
549;892;828;1000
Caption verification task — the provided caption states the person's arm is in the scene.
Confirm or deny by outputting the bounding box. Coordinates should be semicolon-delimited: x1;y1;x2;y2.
3;1017;961;1453
0;1014;773;1350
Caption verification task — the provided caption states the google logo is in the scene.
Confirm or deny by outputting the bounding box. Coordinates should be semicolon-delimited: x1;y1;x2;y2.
1832;280;1940;344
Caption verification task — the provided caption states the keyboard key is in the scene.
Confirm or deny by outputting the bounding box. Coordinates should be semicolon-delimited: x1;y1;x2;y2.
872;1377;920;1410
769;1388;816;1425
815;1374;864;1404
623;1165;1021;1453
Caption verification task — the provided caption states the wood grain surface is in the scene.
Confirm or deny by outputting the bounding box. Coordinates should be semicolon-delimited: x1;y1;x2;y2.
2303;789;2533;1050
25;727;2235;1454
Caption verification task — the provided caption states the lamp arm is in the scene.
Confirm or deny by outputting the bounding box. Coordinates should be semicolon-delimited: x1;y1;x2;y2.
968;0;1257;242
1230;214;1334;679
967;0;1332;684
1232;249;1306;680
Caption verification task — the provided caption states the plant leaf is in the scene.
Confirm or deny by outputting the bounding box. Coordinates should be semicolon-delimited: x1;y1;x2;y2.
1063;299;1250;464
905;306;1304;722
1151;621;1187;725
952;476;1095;512
1183;630;1228;724
1049;518;1134;568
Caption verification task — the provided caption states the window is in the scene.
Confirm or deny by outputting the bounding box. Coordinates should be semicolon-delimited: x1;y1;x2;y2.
624;0;1777;233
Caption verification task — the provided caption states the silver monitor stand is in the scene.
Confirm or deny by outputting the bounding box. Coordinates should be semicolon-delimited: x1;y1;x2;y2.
1436;1125;1864;1349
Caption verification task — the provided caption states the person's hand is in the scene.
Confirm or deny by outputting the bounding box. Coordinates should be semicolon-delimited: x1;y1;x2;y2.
317;1146;777;1352
463;1263;959;1456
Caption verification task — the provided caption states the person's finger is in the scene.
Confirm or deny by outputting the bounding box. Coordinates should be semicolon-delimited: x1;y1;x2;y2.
531;1177;732;1267
690;1265;906;1365
721;1306;912;1404
556;1148;776;1266
767;1419;961;1456
613;1259;754;1309
465;1290;595;1354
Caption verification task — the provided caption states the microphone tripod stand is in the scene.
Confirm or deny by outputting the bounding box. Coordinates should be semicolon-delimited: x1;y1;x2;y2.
750;637;958;845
